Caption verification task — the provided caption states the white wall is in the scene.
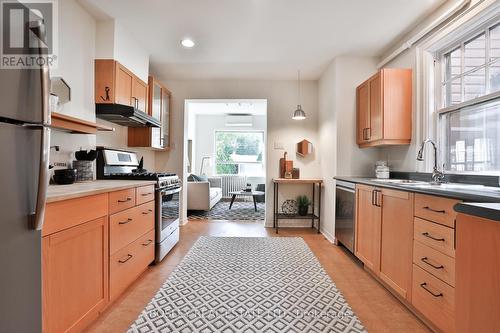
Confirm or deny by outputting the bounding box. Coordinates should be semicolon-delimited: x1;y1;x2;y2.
318;56;379;240
49;0;97;167
154;80;320;227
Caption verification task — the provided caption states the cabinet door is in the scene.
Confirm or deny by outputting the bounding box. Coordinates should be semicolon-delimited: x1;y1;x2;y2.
42;217;108;333
150;82;162;148
160;88;171;149
379;188;414;300
356;82;370;144
132;78;148;113
115;64;133;106
369;72;383;141
456;213;500;332
355;185;381;273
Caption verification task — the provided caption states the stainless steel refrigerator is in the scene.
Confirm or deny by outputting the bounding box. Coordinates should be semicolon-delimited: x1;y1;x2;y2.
0;14;51;333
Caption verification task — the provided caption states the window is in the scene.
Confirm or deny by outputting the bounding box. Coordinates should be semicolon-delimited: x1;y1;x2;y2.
214;131;264;176
437;20;500;174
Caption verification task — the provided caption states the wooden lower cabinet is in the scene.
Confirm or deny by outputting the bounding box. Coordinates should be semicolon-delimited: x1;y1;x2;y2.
355;185;381;272
42;216;108;333
110;229;155;301
379;188;413;300
456;213;500;333
412;265;455;333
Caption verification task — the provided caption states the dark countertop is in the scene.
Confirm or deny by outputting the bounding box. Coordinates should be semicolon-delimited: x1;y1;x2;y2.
335;176;500;202
454;203;500;222
335;176;500;222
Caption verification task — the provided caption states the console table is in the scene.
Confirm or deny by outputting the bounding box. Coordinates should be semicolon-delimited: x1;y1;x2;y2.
272;178;323;234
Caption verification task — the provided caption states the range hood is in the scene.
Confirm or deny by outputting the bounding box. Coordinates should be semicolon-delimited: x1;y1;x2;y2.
96;104;160;128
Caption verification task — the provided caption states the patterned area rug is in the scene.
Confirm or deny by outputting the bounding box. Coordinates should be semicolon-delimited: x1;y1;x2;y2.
188;201;265;221
128;237;366;333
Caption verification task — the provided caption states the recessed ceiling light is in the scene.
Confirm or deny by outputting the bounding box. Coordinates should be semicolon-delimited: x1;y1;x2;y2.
181;38;195;48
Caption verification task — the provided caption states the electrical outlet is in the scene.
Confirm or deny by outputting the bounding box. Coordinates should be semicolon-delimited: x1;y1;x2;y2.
274;142;284;150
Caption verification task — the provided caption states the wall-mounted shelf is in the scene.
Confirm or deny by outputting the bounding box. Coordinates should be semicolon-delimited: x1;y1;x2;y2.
297;139;313;156
51;112;115;134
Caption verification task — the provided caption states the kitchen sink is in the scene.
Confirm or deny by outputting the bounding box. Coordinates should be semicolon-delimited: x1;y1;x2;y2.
370;179;426;184
400;182;500;192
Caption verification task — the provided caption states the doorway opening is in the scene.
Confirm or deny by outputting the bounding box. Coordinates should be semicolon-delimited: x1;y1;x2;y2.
184;99;267;223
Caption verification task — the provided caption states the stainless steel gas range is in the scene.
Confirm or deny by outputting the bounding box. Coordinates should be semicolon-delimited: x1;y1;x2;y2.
97;147;181;263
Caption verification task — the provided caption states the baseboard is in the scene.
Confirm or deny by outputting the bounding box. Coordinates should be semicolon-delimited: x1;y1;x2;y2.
320;229;335;243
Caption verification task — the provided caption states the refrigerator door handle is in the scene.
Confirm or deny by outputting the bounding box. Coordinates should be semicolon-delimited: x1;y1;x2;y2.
31;127;51;230
29;19;51;126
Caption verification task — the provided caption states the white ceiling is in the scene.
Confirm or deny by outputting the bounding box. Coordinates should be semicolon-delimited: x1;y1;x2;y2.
188;100;267;116
81;0;446;80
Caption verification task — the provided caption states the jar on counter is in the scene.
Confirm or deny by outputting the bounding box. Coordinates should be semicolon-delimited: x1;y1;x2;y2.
375;161;390;179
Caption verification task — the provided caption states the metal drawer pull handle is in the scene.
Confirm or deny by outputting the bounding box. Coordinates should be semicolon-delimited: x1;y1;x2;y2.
423;206;446;214
420;282;443;297
142;209;153;215
421;257;444;269
118;197;132;203
119;218;133;225
142;239;153;246
141;192;153;196
422;232;445;242
118;254;133;263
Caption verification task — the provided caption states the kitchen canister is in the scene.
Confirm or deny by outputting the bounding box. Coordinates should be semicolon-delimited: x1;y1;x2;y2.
72;160;93;182
375;161;390;179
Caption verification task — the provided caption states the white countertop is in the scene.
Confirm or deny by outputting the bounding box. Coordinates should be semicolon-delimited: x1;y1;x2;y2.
46;180;157;203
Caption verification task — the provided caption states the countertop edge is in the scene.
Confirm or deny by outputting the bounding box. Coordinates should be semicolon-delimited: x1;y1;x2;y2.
454;203;500;222
46;180;157;203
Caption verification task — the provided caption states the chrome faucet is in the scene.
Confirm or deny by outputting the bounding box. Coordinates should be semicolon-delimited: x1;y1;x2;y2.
417;139;445;184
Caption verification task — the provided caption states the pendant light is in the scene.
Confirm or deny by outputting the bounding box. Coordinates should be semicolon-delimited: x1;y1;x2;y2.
292;70;306;120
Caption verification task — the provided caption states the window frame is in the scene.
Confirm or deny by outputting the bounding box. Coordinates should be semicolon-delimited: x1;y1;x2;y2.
213;129;266;177
434;16;500;175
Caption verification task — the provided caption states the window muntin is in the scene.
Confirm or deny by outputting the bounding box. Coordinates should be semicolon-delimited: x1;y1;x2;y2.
214;131;264;176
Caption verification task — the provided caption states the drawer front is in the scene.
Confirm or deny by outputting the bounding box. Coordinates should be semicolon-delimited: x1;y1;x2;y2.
110;229;155;301
109;188;136;214
412;265;455;333
136;185;155;205
414;194;460;228
110;201;155;255
414;217;455;257
413;240;455;287
164;218;179;238
44;193;108;236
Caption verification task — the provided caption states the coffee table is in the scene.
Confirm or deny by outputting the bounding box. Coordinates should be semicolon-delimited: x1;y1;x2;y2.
228;190;265;212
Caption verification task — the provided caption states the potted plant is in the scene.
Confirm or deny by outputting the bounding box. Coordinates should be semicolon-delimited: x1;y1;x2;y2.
297;195;311;216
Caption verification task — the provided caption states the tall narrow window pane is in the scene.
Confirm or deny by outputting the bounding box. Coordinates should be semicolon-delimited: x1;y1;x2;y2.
490;60;500;93
464;33;486;71
464;67;486;100
490;24;500;60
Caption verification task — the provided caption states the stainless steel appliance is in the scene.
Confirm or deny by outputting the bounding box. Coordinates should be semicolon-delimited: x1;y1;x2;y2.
0;14;51;332
335;180;356;253
96;148;181;263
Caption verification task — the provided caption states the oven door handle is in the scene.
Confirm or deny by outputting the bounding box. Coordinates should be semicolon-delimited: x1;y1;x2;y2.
159;187;182;195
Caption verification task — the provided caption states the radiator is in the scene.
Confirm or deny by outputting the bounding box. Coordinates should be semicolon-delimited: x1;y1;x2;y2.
220;175;247;198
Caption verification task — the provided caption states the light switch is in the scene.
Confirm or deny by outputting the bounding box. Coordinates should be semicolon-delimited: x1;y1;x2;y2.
274;142;284;150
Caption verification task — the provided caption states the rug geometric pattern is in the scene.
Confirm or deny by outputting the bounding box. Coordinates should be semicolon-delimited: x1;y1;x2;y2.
188;201;265;221
128;237;366;333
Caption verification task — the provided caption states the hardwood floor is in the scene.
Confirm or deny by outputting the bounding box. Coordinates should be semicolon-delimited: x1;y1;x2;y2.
85;220;430;333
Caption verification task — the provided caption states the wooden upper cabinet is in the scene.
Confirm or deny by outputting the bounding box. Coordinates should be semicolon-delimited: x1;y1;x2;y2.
95;59;148;113
356;81;370;144
128;75;171;150
356;68;412;148
379;188;414;301
355;184;381;273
